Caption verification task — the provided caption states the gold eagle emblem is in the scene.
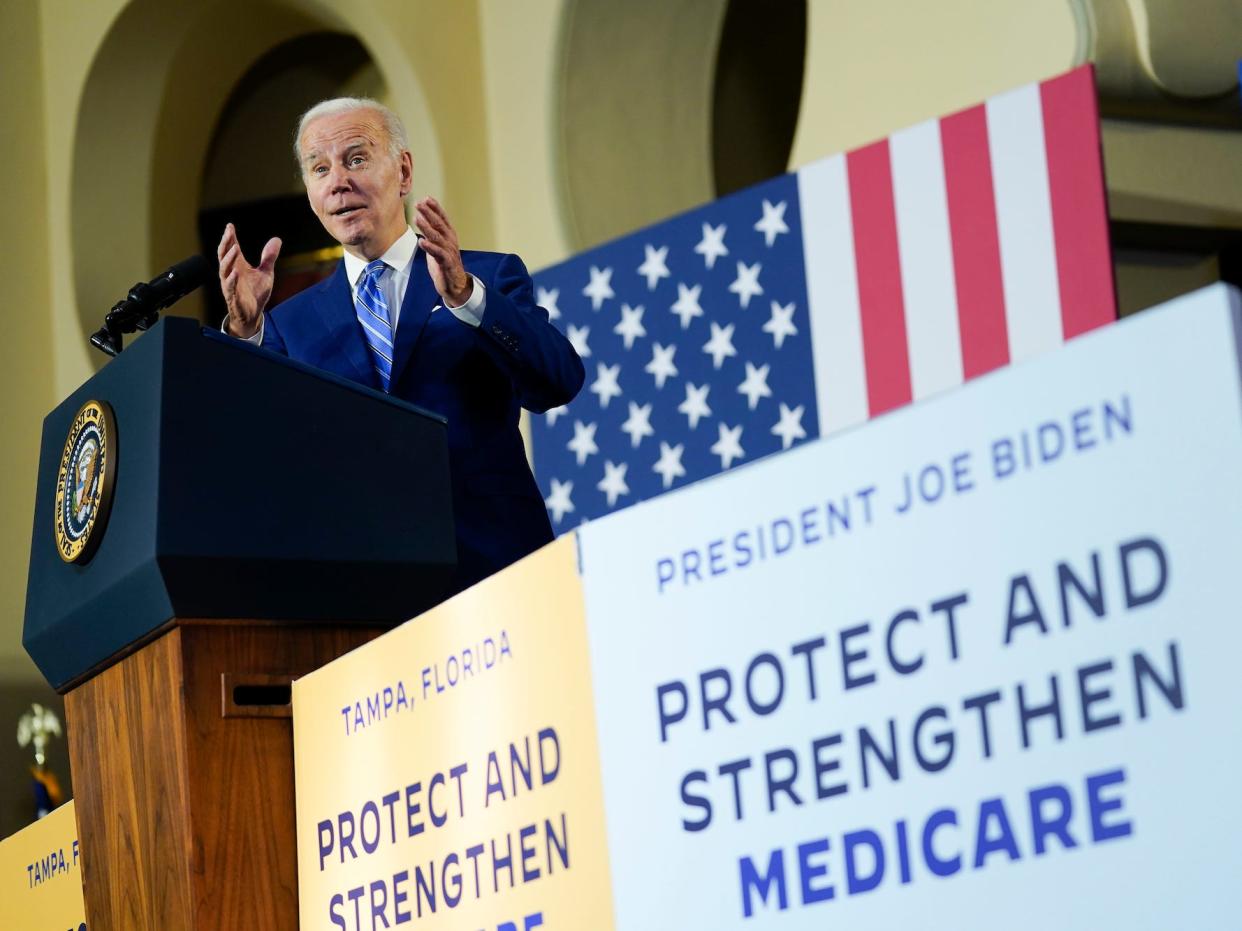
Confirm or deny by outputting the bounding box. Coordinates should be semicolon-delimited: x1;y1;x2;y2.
54;400;117;564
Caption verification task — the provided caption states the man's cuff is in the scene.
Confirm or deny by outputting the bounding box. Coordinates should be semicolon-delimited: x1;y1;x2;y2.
445;275;485;328
222;315;264;345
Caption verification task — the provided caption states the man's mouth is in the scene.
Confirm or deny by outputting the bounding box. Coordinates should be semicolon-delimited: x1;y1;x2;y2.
332;205;365;217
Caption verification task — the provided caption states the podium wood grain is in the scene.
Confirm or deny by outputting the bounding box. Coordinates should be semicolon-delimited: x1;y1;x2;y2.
65;620;383;931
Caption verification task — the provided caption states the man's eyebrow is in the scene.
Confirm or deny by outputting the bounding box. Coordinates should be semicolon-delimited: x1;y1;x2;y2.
303;138;373;164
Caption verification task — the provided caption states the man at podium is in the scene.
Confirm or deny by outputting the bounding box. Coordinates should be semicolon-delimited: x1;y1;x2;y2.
215;97;584;592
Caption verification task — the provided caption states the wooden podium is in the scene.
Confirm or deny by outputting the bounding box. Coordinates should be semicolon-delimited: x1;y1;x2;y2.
24;318;458;929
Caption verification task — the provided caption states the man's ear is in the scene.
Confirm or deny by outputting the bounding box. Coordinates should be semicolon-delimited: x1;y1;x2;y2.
398;150;413;197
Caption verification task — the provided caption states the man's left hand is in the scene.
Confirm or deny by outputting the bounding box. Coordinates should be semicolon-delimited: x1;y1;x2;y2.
415;196;473;307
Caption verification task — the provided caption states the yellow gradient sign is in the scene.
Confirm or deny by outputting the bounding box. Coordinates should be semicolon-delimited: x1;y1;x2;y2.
294;535;613;930
0;801;86;930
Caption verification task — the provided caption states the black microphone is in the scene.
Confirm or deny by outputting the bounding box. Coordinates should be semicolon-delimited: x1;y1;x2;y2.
91;254;215;356
128;254;213;315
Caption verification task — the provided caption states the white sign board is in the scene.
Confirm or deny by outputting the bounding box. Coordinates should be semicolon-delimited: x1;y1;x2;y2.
579;284;1242;928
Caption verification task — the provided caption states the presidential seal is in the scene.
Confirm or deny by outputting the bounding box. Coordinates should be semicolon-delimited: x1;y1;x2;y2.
54;400;117;564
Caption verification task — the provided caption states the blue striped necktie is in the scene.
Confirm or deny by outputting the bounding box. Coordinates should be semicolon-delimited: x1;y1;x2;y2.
355;259;394;391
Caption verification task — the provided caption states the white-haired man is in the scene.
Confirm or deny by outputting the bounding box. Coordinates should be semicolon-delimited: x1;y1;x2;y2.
217;97;584;591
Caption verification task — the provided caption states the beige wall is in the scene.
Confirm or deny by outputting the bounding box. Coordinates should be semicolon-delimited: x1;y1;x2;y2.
477;0;572;269
0;1;56;684
1104;120;1242;226
2;0;1240;693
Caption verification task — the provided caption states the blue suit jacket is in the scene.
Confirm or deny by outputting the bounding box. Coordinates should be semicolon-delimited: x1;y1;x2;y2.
260;248;584;591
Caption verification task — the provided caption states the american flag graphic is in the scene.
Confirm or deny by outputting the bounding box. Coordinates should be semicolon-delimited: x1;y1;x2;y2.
532;65;1116;529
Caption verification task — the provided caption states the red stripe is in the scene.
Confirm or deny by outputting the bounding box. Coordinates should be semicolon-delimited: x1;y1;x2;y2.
1041;65;1117;338
847;140;911;416
940;104;1010;378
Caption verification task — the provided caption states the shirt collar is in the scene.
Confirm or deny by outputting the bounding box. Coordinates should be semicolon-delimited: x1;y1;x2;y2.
344;226;420;288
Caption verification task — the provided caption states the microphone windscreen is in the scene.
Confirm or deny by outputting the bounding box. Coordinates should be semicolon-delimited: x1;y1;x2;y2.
164;254;212;287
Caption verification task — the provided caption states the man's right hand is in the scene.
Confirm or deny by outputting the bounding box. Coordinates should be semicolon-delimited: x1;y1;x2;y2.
217;223;281;338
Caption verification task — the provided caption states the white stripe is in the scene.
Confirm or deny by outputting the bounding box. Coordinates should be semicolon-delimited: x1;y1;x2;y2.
360;278;390;313
799;154;868;436
890;118;963;401
358;312;394;346
986;83;1063;363
358;319;394;358
360;302;393;333
360;310;392;342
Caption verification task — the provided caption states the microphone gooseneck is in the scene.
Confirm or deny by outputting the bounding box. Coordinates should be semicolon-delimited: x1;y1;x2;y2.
90;255;214;357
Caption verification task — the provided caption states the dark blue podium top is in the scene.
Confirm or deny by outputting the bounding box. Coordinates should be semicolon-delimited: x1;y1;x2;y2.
24;316;456;691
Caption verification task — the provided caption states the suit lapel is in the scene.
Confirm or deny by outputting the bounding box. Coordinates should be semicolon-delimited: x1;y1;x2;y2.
389;246;441;389
313;261;379;390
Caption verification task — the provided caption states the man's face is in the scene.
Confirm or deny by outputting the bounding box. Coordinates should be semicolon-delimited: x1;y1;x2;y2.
300;108;413;260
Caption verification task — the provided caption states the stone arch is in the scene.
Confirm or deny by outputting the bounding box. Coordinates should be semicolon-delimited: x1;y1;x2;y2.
556;0;806;251
556;0;729;251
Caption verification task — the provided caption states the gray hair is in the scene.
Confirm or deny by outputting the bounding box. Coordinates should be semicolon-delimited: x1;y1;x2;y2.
292;97;409;169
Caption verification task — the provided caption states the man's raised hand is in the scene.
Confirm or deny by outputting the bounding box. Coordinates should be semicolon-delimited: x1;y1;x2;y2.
414;197;473;308
217;223;281;338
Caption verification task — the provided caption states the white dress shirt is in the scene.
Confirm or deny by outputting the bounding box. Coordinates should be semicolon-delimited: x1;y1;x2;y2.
227;226;486;345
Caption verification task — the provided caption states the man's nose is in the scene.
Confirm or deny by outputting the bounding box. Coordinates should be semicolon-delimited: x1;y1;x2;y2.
328;164;351;192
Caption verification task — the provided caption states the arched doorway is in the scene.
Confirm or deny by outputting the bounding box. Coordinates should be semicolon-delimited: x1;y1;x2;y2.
197;32;386;328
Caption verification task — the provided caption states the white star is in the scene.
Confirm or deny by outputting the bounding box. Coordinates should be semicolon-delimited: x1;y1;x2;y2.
637;244;671;291
670;283;704;329
677;382;712;430
567;420;599;466
701;321;737;370
710;422;745;469
567;323;591;358
596;460;630;507
621;401;655;448
771;403;808;450
545;405;568;426
754;199;790;247
652;441;686;489
614;304;647;350
695;222;729;269
537;286;561;321
544;478;574;524
763;300;798;348
729;262;764;309
737;362;773;410
645;342;679;389
590;362;622;408
583;265;614;310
